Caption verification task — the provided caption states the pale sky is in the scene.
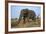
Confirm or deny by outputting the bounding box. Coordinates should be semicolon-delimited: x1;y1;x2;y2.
11;5;41;18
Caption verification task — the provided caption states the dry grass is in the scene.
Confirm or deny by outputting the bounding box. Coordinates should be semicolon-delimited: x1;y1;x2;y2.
11;18;41;28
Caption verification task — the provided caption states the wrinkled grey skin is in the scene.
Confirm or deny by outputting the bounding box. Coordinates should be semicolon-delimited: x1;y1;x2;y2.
18;9;36;24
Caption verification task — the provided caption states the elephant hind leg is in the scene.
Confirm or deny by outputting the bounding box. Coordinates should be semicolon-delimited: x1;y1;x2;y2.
32;17;36;22
23;17;25;24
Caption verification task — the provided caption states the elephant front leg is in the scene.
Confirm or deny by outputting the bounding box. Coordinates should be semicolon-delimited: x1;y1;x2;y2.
23;16;26;24
23;16;29;24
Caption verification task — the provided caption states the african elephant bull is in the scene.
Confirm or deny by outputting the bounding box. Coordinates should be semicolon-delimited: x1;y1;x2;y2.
18;9;36;24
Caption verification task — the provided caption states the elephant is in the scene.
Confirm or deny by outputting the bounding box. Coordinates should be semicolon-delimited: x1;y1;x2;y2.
17;9;36;24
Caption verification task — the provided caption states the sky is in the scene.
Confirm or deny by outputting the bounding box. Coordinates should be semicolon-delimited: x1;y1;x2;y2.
11;5;41;18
